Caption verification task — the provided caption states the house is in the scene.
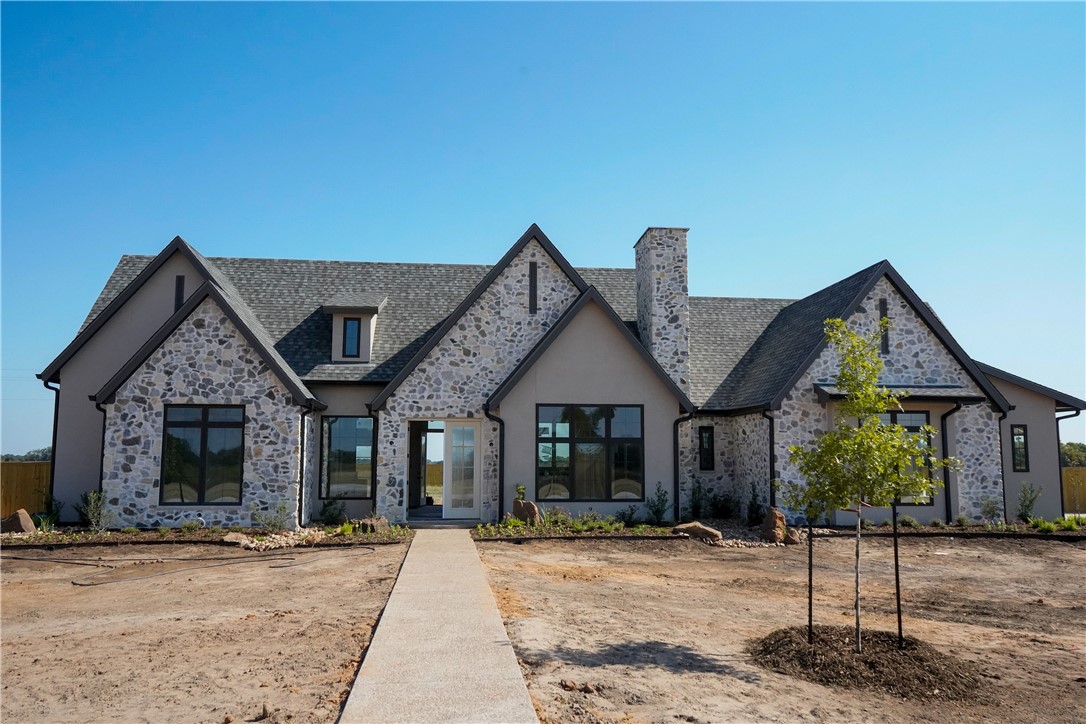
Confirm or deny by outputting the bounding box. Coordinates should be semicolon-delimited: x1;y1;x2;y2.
38;225;1084;527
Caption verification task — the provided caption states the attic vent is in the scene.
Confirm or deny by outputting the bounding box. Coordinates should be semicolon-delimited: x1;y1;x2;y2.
879;298;889;354
528;262;538;314
175;275;185;312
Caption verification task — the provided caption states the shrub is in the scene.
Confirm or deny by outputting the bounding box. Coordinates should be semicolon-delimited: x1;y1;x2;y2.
544;506;573;528
860;518;874;531
897;515;921;529
156;526;170;538
319;496;348;526
980;497;1002;523
76;491;114;532
34;495;63;531
500;515;526;530
955;514;971;527
1035;519;1058;534
339;522;355;535
615;504;640;527
690;481;705;520
515;485;526;501
708;490;737;520
644;485;670;525
1056;517;1080;532
250;501;291;531
180;520;201;533
929;517;945;528
228;525;245;533
746;484;766;527
121;526;139;535
1016;482;1041;522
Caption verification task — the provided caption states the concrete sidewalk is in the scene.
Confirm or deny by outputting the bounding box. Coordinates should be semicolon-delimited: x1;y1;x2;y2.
339;529;538;724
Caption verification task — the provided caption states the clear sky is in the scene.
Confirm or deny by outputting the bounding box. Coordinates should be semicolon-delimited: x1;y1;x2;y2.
2;2;1084;453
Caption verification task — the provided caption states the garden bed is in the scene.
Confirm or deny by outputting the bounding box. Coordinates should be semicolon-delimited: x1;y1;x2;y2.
0;524;413;549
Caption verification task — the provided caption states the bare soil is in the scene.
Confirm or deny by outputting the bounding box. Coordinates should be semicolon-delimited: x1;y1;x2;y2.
478;535;1086;723
1;542;408;723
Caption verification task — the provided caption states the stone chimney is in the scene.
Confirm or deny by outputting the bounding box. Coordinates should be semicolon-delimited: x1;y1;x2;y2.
635;227;690;394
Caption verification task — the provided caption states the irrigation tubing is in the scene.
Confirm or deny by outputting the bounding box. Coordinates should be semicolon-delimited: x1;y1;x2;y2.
0;547;377;587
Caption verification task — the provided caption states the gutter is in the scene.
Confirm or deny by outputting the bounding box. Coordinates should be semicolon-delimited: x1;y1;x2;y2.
43;381;60;502
939;402;963;524
673;408;696;522
483;403;505;523
762;409;777;508
1056;410;1081;519
91;397;107;494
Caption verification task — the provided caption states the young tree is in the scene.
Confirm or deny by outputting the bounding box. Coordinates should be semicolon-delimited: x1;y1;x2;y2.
786;318;955;653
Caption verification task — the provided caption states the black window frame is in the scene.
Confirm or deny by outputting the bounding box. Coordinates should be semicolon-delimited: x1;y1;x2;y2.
698;425;715;471
159;404;246;507
342;317;362;359
1011;423;1029;473
319;415;378;500
875;410;934;507
535;404;645;503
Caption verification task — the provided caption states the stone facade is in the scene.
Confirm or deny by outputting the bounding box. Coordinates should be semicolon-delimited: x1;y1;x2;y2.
299;413;317;524
102;298;303;528
775;276;998;523
950;403;1004;520
730;413;772;518
374;239;581;523
635;228;690;393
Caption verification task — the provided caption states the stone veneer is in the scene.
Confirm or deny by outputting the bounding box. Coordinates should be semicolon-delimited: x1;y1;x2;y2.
102;298;303;529
375;239;581;523
729;413;772;517
680;413;772;518
775;276;998;522
635;228;691;393
950;403;1004;520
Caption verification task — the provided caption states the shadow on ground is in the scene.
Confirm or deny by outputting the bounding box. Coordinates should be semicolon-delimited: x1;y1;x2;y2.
548;640;761;683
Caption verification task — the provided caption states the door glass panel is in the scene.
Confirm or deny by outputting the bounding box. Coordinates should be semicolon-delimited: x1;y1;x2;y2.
448;425;476;511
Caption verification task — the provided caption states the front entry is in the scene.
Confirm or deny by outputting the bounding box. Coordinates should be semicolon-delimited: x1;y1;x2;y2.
408;420;480;520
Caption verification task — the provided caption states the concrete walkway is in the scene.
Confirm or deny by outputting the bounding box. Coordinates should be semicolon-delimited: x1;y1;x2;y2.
339;529;538;724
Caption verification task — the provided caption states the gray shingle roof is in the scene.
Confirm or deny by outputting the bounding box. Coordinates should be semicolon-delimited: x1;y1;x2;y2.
76;254;876;410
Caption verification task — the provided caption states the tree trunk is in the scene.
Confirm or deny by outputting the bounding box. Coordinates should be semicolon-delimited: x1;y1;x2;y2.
892;502;903;648
854;505;862;654
808;519;814;645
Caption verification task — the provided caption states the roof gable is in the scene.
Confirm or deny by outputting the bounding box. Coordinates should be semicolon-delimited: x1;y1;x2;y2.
976;362;1086;412
94;281;324;410
368;224;589;410
487;287;694;412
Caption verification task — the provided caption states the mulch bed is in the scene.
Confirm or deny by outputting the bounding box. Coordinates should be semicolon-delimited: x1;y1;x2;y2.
0;528;412;549
748;625;985;701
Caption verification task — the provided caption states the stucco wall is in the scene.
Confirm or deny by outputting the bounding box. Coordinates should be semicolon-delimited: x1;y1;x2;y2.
307;384;382;521
52;252;200;520
101;298;302;528
776;275;999;524
498;299;684;519
374;238;581;523
988;377;1063;520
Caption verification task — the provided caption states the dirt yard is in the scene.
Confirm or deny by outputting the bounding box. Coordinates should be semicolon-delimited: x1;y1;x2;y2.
1;542;407;723
479;535;1086;723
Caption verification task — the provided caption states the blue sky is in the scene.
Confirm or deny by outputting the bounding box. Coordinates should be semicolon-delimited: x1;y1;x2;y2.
2;1;1083;452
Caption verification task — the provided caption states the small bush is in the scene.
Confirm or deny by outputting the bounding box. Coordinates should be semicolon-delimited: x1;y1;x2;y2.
644;485;670;525
1056;517;1080;532
250;501;291;531
338;522;355;535
955;514;971;527
980;497;1002;523
929;517;945;528
897;515;922;529
515;485;526;501
1035;520;1058;534
1016;482;1041;521
500;515;526;530
544;507;573;528
34;495;64;531
860;517;874;530
156;526;170;538
1028;516;1045;529
228;525;245;533
708;490;737;520
76;491;114;531
208;526;224;536
746;484;766;527
180;520;201;533
319;496;348;526
615;504;640;527
690;481;705;520
878;519;892;528
121;527;139;535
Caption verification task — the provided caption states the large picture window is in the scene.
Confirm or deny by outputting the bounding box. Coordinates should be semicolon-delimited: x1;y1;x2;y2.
1011;424;1029;473
536;405;644;501
876;410;932;506
161;405;244;505
322;416;375;499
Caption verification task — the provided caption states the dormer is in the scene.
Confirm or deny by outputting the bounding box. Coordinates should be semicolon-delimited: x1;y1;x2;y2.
323;292;387;363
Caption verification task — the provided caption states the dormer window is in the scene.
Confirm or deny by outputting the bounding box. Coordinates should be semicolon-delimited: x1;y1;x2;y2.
323;292;387;363
343;318;362;358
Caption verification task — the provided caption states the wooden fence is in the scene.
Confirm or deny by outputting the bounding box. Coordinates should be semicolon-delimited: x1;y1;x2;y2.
1;462;50;518
1063;467;1086;515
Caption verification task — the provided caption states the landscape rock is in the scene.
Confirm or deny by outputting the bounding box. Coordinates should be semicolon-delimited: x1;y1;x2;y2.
560;679;578;691
761;508;787;543
784;527;802;545
223;531;249;544
354;517;391;534
672;521;723;543
512;499;543;526
1;509;36;534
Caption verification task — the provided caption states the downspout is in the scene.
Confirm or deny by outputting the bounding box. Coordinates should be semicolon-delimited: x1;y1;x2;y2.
940;403;962;525
762;409;777;508
997;407;1011;522
297;405;313;529
43;381;60;501
483;403;505;524
1056;410;1081;519
673;408;695;522
92;399;107;494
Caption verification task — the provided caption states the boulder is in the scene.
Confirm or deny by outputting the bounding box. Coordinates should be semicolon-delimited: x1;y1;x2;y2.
761;507;787;543
1;509;36;534
672;521;723;543
354;516;391;534
223;531;250;545
784;527;802;545
512;499;543;526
